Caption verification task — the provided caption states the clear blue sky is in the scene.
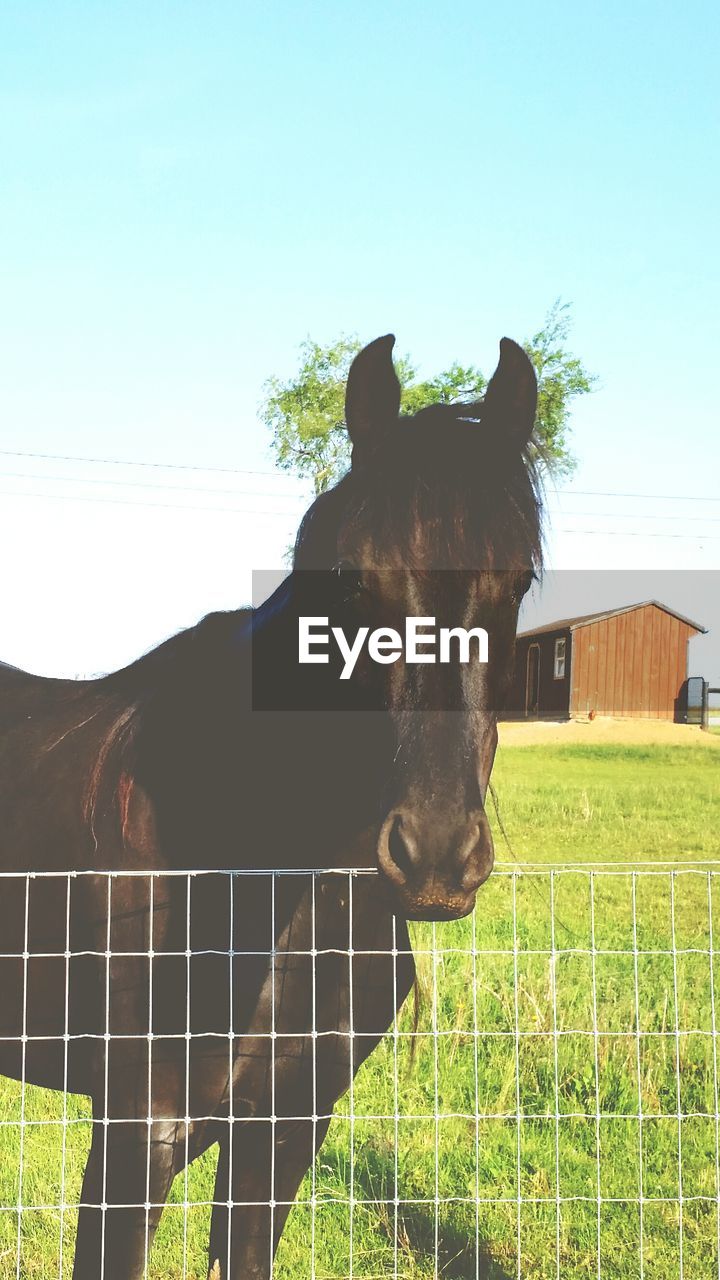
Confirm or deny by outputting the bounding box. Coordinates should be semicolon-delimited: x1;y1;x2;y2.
1;1;718;678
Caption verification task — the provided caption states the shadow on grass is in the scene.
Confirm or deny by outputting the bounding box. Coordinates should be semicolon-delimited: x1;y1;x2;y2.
352;1139;513;1280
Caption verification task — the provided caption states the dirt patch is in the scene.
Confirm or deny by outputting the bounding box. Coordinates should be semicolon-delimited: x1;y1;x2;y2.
498;717;720;748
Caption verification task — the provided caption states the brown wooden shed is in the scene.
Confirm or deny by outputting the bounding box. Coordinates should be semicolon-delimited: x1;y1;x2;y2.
506;600;706;721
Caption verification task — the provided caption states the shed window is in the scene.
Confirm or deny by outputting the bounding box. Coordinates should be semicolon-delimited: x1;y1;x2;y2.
554;638;566;680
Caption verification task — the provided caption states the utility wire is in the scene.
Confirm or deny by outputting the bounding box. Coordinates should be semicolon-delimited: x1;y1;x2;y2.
2;486;719;536
1;449;718;504
0;469;310;502
557;511;720;524
0;448;302;482
2;470;718;521
550;489;720;503
0;489;306;517
556;527;720;540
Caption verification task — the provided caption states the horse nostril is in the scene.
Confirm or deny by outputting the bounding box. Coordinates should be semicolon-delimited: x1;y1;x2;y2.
388;814;414;882
457;816;494;891
378;811;420;889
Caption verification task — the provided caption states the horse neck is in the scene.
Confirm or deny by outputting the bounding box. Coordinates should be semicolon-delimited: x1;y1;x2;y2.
124;578;392;869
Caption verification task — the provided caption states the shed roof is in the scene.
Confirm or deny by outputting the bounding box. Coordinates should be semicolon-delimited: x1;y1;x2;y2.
517;600;707;639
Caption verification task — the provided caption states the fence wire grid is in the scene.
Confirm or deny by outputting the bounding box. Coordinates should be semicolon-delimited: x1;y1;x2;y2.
1;863;720;1279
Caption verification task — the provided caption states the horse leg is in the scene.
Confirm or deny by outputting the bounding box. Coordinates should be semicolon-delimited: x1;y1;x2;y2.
72;1114;179;1280
206;1115;331;1280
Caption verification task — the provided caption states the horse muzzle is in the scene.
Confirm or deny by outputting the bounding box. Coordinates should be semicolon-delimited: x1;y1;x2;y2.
376;807;494;921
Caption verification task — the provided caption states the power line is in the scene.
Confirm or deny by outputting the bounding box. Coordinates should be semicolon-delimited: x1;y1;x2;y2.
0;448;303;483
0;469;310;502
1;449;719;504
3;487;719;537
0;488;306;517
551;489;720;503
3;470;717;520
558;510;720;524
556;527;720;540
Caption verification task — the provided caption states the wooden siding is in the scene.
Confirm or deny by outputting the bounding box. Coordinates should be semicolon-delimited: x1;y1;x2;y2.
569;603;693;720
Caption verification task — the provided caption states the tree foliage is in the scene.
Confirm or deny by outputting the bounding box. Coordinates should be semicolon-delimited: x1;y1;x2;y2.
261;301;594;494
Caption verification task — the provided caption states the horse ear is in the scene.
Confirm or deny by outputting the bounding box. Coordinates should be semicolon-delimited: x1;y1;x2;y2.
345;335;401;464
482;338;537;449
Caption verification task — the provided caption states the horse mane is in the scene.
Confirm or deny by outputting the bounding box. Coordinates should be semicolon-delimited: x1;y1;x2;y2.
103;608;252;690
293;401;543;572
83;608;252;846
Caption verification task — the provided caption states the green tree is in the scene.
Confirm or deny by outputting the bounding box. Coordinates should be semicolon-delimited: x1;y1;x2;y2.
261;301;594;494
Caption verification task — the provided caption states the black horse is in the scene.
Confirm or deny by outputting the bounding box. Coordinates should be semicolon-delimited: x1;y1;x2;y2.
0;334;541;1278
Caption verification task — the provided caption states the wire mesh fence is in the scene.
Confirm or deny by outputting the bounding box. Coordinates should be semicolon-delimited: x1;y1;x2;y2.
1;864;719;1279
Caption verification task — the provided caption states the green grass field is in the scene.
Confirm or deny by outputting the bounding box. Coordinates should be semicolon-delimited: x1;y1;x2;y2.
1;741;719;1278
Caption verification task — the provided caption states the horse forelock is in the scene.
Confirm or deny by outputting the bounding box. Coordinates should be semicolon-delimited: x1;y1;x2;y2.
294;407;543;572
